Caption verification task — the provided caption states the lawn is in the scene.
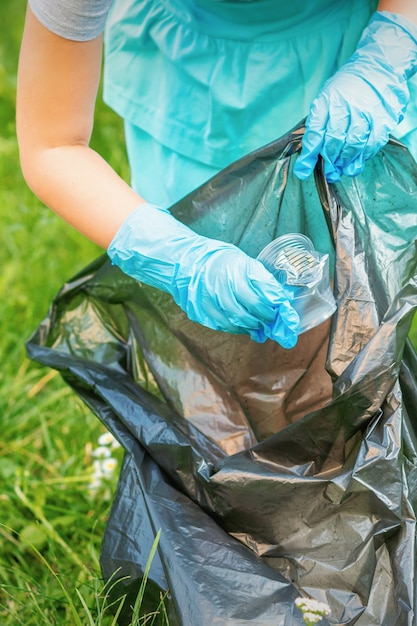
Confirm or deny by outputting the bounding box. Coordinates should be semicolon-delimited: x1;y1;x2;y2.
0;2;151;623
1;2;417;625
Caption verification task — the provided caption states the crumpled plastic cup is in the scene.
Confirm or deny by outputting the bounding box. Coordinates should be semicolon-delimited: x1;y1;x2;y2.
257;233;337;334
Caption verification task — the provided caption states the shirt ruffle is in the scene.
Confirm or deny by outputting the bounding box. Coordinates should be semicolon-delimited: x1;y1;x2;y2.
103;0;378;168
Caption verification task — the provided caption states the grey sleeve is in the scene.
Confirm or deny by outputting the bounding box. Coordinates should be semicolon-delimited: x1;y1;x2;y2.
28;0;113;41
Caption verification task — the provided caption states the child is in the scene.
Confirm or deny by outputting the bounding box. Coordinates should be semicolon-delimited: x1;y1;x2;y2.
17;0;417;344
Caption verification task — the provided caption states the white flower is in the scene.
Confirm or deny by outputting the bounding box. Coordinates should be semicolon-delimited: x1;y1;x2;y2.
314;602;331;616
303;613;322;624
97;431;121;449
98;432;116;446
92;460;105;478
88;434;120;498
295;597;331;624
101;457;118;475
92;445;111;459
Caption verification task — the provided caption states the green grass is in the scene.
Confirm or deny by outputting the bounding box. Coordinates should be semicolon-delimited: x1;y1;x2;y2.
0;2;168;623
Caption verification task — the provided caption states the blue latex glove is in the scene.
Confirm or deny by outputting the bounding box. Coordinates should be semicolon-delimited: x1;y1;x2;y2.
294;11;417;182
108;203;300;348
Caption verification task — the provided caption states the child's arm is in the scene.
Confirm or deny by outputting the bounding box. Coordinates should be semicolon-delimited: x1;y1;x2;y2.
17;5;142;248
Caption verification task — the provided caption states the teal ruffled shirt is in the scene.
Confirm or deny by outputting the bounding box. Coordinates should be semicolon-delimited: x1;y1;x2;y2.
103;0;417;205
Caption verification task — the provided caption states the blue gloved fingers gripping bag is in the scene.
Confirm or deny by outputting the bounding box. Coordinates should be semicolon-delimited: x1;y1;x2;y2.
294;10;417;182
26;120;417;626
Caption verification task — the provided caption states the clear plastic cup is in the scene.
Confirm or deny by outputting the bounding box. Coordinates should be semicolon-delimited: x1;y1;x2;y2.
257;233;337;334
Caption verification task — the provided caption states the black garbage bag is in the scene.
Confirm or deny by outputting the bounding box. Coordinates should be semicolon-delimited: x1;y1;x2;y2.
26;121;417;625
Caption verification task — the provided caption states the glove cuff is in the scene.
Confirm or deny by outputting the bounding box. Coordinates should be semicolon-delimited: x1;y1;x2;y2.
362;11;417;79
107;202;189;292
107;202;224;298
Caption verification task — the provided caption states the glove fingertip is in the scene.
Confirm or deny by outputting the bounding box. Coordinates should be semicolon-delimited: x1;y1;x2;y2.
281;331;299;350
325;171;342;183
270;326;299;349
345;163;364;177
263;304;300;349
293;160;313;180
248;328;268;343
293;151;318;179
324;162;343;182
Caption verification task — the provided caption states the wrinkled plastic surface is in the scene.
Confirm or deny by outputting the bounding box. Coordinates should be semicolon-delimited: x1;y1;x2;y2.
27;122;417;625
